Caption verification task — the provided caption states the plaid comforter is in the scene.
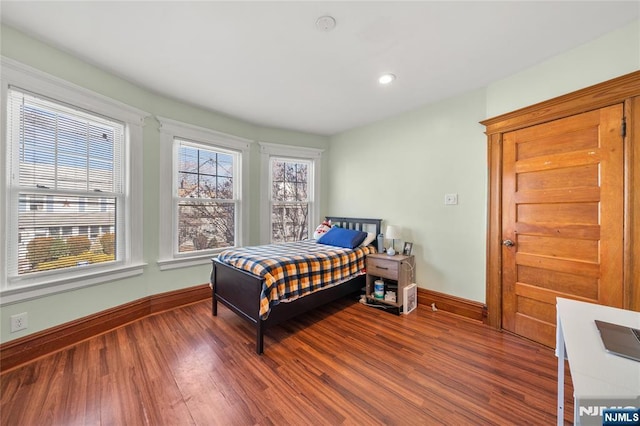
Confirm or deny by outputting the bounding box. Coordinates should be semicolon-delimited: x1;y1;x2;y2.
217;240;375;319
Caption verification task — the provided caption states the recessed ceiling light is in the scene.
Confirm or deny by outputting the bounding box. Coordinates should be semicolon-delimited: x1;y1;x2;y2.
316;16;336;32
378;73;396;85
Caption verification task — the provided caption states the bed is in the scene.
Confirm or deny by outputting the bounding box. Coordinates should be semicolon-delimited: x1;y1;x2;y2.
210;216;382;354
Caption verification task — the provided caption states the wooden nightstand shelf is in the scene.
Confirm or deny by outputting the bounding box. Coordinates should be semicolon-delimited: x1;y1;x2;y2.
365;253;415;314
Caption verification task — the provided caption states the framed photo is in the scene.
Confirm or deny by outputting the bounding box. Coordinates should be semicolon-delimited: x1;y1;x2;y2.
403;242;413;256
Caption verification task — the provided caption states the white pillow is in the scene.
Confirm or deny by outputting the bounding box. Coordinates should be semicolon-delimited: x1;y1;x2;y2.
313;220;332;239
360;232;376;247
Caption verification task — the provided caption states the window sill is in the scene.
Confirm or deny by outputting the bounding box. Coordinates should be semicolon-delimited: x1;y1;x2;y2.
156;254;218;271
1;263;146;306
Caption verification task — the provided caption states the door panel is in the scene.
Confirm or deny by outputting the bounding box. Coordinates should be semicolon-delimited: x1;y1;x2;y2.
517;203;599;225
517;266;599;300
517;164;599;190
517;128;598;160
516;235;599;262
502;105;624;347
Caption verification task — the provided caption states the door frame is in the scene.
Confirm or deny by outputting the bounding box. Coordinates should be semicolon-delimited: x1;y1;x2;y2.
480;71;640;329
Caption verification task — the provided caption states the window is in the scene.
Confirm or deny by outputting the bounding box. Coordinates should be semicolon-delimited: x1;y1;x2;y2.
157;117;251;270
176;140;237;253
259;142;322;244
7;88;122;277
270;158;312;242
1;58;146;303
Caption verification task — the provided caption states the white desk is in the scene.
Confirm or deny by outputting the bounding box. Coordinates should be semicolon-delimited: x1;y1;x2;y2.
556;297;640;425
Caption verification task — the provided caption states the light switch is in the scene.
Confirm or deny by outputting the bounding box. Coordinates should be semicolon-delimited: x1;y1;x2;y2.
444;193;458;205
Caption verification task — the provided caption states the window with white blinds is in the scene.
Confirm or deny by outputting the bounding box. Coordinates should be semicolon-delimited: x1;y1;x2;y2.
6;88;124;277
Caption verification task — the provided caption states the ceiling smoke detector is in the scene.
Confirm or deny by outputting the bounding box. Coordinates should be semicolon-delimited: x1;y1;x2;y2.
316;15;336;32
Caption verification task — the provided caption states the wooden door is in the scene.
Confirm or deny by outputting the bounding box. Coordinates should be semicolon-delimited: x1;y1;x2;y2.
501;104;624;347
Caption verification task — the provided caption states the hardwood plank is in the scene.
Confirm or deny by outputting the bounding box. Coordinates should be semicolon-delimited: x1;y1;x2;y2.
0;298;575;425
0;284;211;373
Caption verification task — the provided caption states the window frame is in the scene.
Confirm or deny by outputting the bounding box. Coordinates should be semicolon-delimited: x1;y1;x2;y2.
259;142;323;244
0;58;147;305
157;116;251;270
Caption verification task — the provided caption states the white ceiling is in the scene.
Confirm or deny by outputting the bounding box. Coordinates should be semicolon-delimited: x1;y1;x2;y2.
1;1;638;136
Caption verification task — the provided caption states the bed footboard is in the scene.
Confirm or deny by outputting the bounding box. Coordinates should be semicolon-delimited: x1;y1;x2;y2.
211;259;364;354
211;258;265;352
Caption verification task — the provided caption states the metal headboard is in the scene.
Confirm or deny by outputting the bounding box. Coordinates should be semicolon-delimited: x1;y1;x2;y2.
325;216;382;235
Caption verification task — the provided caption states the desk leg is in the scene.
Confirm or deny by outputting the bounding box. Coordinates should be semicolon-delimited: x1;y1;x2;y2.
556;317;565;426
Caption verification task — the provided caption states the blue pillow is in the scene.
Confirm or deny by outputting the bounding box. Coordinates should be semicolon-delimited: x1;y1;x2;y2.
317;227;367;249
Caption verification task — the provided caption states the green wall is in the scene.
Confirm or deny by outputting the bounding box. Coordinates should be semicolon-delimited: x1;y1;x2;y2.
1;18;639;343
486;20;640;117
328;89;488;301
0;25;330;343
327;19;639;303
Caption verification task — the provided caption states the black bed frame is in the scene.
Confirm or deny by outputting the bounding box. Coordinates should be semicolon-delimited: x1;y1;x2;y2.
210;216;382;354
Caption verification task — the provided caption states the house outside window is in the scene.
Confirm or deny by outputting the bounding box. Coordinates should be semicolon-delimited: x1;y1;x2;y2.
7;88;121;276
157;117;251;270
1;58;145;303
259;142;322;244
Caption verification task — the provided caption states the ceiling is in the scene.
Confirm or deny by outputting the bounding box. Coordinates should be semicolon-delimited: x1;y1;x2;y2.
1;1;638;136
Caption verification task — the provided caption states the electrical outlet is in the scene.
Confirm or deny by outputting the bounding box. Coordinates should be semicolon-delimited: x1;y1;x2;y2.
444;193;458;205
10;312;28;333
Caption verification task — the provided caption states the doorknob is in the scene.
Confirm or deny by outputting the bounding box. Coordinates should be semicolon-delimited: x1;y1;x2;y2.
503;239;515;247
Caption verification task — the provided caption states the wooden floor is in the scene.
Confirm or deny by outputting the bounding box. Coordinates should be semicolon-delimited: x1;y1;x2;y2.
1;296;574;425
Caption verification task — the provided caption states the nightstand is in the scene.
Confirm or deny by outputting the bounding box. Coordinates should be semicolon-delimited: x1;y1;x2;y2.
365;253;415;314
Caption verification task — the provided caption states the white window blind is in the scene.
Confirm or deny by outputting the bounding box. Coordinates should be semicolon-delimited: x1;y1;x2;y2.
7;87;124;277
175;139;238;253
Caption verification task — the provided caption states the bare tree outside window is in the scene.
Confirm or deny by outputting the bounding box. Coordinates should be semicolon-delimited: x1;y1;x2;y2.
271;159;309;242
176;143;236;252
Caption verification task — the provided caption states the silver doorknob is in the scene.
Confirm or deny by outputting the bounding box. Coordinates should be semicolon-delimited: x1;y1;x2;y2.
503;239;515;247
